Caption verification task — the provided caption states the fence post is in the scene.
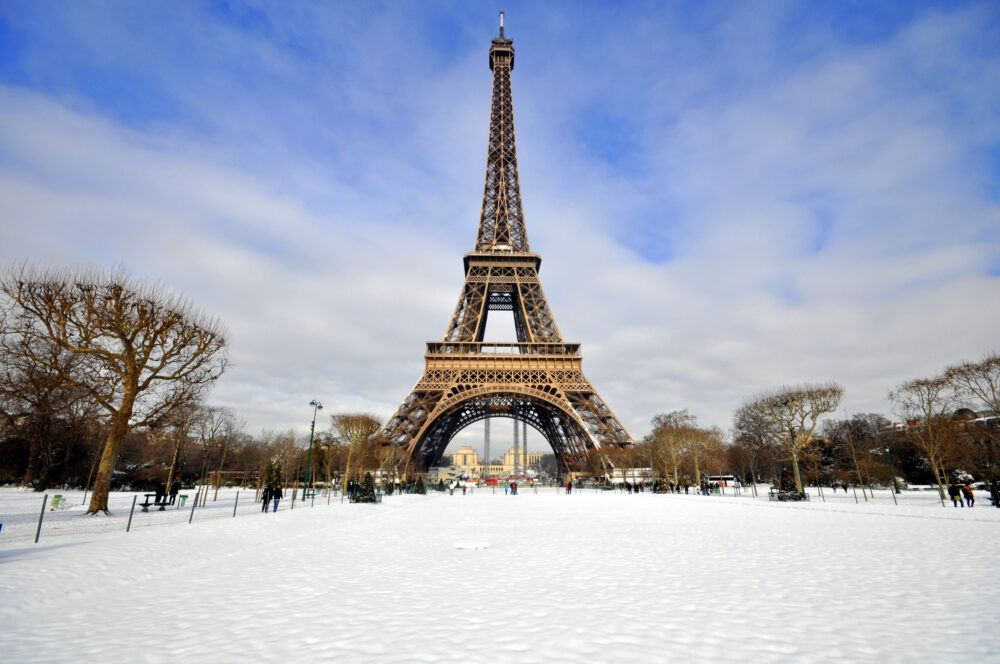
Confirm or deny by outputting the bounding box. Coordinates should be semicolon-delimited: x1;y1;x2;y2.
126;495;138;533
189;490;197;524
233;491;240;518
34;494;49;543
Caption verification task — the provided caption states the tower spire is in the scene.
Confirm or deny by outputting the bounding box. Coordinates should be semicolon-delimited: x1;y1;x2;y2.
476;13;529;253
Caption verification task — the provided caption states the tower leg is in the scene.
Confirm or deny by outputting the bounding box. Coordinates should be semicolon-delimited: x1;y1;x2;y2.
484;416;491;480
513;417;520;479
522;420;528;477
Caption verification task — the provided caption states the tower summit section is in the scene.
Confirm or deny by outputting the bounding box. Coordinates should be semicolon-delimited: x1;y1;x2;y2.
378;16;633;476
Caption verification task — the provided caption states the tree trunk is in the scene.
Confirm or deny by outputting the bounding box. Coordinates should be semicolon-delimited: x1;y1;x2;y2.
790;446;804;494
849;446;868;502
342;446;356;495
22;434;41;487
213;441;229;501
165;434;186;500
933;458;948;500
86;410;132;514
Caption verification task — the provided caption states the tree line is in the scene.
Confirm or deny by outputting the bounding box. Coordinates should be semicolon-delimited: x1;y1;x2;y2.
0;265;389;513
3;265;997;507
632;357;999;502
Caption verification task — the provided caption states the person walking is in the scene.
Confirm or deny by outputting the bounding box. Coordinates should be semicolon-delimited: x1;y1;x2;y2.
947;483;962;507
154;481;166;505
168;477;180;505
961;483;975;508
272;485;283;512
261;484;272;512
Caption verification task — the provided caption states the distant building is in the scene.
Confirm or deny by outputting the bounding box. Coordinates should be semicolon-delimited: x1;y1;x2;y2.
438;445;546;479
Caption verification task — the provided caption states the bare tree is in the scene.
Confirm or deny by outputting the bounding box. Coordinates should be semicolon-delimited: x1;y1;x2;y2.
945;353;1000;503
333;414;381;494
647;410;696;486
682;427;723;486
889;375;962;500
0;266;228;513
160;402;203;499
823;414;890;500
946;353;1000;416
0;331;98;489
742;383;843;495
731;403;781;496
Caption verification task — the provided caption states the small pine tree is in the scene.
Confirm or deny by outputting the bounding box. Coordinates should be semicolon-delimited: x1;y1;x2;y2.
356;472;376;503
415;477;426;494
436;478;445;492
778;464;806;499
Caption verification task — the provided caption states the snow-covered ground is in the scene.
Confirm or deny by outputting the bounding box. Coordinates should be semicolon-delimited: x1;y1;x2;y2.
2;487;998;662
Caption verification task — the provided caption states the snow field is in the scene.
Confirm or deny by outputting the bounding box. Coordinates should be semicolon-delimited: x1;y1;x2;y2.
1;489;998;662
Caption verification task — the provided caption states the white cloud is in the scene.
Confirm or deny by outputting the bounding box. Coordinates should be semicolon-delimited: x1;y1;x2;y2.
1;2;998;451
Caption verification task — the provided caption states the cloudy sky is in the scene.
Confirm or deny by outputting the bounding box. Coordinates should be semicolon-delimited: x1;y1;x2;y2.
1;1;998;453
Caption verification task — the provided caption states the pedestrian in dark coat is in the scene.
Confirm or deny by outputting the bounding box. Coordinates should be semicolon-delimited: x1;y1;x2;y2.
168;478;180;505
154;481;166;505
261;484;272;512
272;485;283;512
947;483;962;507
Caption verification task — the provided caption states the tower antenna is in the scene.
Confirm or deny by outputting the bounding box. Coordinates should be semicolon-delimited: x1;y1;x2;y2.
499;10;504;37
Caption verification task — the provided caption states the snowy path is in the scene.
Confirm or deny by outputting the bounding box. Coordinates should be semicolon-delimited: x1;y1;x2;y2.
2;491;998;662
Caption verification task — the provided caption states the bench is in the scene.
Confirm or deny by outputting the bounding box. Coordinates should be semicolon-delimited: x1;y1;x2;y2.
348;492;383;504
139;493;168;512
768;488;809;502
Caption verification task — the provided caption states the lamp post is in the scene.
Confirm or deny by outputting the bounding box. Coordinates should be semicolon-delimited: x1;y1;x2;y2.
303;399;323;500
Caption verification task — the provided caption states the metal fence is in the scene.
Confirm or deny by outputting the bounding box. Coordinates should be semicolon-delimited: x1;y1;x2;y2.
2;482;986;547
0;486;341;546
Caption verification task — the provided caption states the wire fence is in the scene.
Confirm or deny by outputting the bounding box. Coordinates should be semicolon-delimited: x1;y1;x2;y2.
2;482;991;547
0;485;342;546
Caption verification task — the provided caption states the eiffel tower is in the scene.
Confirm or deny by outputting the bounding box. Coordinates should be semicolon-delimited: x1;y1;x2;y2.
378;15;633;476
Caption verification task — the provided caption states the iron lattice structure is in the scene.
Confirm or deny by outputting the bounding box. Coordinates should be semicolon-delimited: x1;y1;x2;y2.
378;20;633;475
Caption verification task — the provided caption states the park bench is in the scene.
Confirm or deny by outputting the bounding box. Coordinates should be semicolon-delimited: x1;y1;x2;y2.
139;494;168;512
768;488;809;502
348;492;383;504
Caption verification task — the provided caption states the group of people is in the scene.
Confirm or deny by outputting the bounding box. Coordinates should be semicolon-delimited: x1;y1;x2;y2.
830;482;851;493
153;478;181;505
260;484;283;512
947;483;975;507
503;481;519;495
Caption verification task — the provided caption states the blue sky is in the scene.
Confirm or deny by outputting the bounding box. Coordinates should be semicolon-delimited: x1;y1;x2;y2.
1;1;998;451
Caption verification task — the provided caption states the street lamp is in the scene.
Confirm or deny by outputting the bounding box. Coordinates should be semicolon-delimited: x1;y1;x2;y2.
304;399;323;500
